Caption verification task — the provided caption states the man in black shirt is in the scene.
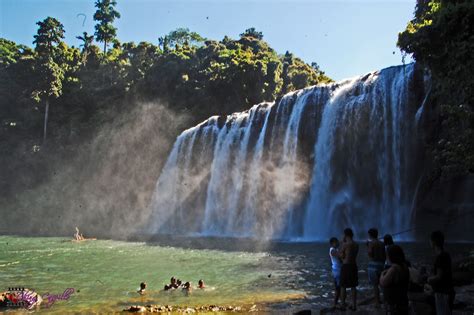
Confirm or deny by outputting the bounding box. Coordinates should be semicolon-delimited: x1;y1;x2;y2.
428;231;454;315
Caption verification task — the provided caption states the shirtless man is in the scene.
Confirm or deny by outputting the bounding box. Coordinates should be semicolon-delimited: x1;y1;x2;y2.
339;228;359;311
367;228;386;307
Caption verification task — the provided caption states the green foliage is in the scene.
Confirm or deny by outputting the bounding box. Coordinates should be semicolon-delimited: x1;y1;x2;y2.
0;38;31;67
161;28;206;48
31;17;67;102
93;0;121;53
398;0;474;179
433;105;474;179
0;15;332;198
398;0;474;104
76;32;95;58
144;35;332;114
2;22;331;122
280;51;328;94
240;27;264;40
31;58;65;102
33;17;65;58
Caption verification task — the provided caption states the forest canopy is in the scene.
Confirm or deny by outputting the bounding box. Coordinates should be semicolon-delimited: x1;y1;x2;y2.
0;11;331;147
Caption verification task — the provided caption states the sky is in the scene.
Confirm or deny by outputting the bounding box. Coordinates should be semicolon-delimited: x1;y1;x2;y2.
0;0;416;81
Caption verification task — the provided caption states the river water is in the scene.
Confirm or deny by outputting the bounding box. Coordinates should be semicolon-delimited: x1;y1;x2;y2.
0;236;471;313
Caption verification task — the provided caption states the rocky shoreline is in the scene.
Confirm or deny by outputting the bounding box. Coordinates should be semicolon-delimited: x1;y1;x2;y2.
123;251;474;314
123;304;258;313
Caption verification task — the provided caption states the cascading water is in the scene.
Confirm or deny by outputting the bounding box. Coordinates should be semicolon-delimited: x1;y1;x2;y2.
149;64;426;240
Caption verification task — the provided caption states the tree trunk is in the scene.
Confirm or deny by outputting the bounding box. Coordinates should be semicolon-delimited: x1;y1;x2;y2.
104;40;107;54
43;99;49;144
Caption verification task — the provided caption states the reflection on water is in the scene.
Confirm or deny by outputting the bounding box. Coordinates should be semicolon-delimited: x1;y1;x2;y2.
0;236;471;313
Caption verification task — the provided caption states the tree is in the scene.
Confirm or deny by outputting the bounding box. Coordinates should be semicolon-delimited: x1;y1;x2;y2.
398;0;474;179
164;28;206;47
121;41;158;83
0;38;31;67
76;32;95;56
311;62;320;72
93;0;121;54
239;27;264;40
32;17;66;143
158;36;169;53
33;17;65;57
398;0;474;105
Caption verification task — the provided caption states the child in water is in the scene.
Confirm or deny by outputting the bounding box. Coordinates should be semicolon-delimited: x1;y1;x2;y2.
182;282;192;294
329;237;342;308
198;279;205;289
137;282;147;295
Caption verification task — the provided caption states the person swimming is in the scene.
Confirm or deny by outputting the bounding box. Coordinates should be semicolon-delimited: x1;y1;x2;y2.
198;279;206;289
137;282;147;295
182;282;192;294
164;277;178;291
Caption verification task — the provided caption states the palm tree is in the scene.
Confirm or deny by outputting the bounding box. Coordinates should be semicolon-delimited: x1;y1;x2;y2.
93;0;121;54
76;32;94;63
76;32;94;53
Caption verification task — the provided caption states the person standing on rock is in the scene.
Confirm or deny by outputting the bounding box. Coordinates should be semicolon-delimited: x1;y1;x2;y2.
339;228;359;311
367;228;386;307
329;237;342;308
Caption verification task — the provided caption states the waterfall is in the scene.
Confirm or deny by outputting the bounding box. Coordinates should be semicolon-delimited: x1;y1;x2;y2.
149;64;426;240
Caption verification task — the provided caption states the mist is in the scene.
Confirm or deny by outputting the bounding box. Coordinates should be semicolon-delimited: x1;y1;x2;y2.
0;100;189;239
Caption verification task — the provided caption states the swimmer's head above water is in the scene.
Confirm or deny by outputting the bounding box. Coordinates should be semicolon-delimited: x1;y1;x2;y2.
198;279;205;289
138;282;147;294
183;282;192;291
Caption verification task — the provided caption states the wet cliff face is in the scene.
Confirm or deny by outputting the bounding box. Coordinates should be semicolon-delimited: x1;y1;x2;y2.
149;64;430;240
414;175;474;241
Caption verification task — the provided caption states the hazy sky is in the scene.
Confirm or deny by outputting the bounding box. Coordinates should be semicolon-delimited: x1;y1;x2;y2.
0;0;416;80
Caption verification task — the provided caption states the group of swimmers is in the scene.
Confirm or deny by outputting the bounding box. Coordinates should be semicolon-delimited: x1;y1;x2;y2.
137;277;206;295
329;228;454;315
